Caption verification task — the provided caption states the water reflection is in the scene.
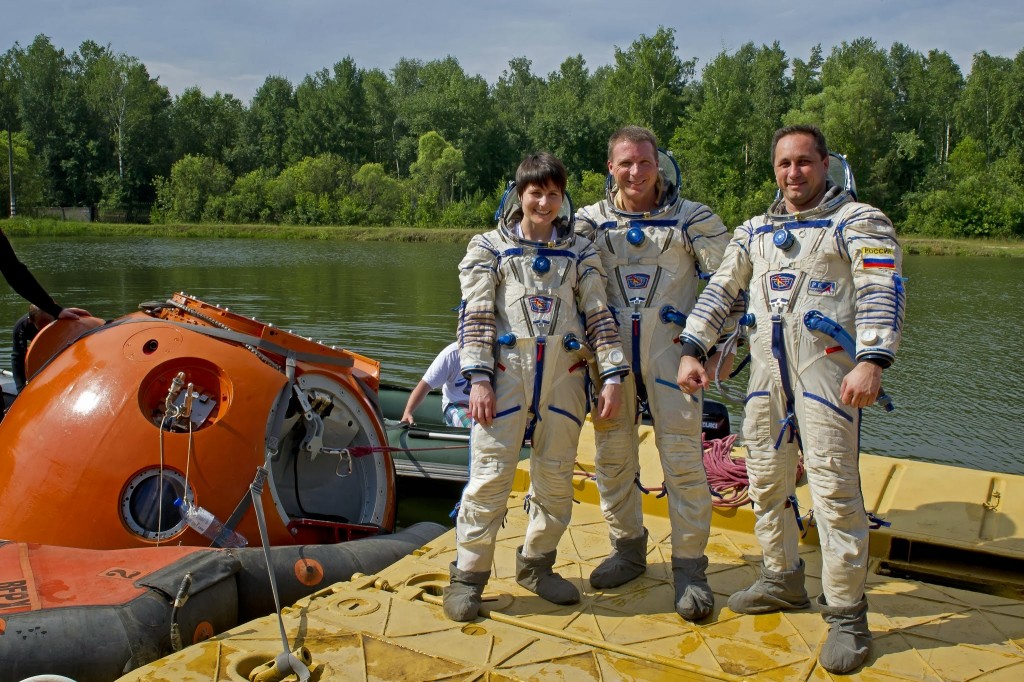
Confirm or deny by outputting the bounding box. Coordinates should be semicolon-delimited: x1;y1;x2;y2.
4;237;1022;475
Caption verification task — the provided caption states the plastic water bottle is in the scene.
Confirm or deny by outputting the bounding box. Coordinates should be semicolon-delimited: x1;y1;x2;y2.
174;498;248;548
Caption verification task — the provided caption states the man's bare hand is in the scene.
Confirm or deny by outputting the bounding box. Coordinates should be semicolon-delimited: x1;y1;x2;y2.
677;355;709;394
840;362;882;408
597;381;622;419
705;351;735;382
469;381;496;426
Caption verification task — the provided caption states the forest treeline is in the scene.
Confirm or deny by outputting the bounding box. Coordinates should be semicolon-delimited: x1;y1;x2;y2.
1;29;1022;236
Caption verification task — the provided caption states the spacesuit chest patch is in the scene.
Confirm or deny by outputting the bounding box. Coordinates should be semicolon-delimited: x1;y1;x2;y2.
808;280;837;296
529;296;553;313
770;273;797;291
625;273;651;289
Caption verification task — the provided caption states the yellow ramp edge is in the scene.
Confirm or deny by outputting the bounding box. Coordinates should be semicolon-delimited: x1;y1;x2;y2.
124;426;1024;681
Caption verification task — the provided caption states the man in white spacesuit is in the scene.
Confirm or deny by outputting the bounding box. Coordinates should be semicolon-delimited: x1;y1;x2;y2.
575;126;733;622
677;125;905;673
443;152;629;622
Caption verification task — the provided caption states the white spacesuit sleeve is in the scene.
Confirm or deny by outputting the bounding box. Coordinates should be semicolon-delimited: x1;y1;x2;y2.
457;233;500;379
576;239;628;379
573;204;600;242
841;205;905;365
681;222;754;356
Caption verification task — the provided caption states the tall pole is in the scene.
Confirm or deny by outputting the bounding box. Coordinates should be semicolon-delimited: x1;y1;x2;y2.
6;128;14;217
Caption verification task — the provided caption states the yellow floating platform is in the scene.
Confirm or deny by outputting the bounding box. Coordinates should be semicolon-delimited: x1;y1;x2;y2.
123;423;1024;681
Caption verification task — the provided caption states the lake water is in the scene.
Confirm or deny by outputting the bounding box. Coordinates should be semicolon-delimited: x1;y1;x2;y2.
4;236;1023;477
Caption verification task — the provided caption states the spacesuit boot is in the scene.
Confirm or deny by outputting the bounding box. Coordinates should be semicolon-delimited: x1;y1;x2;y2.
516;546;580;605
589;528;648;589
728;558;811;614
817;593;871;674
672;555;714;621
443;562;490;622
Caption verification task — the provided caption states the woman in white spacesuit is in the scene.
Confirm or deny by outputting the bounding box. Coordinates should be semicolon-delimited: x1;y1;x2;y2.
443;152;629;622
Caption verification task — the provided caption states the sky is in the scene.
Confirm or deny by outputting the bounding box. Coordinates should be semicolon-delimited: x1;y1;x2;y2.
3;1;1022;103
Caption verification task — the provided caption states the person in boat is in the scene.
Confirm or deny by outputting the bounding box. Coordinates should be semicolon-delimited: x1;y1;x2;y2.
1;231;90;388
573;126;735;622
400;341;472;427
677;124;905;674
11;305;54;390
444;152;628;622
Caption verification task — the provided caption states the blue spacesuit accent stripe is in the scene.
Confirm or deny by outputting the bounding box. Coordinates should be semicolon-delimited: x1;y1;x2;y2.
688;207;713;223
744;390;770;404
524;337;546;441
845;234;900;248
802;392;854;422
498;247;575;259
691;228;729;243
462;263;497;274
548;406;583;427
534;248;576;258
690;308;726;329
856;348;895;360
654;377;682;392
627;219;679;228
771;315;799;449
692;300;727;319
495;405;522;418
781;219;832;229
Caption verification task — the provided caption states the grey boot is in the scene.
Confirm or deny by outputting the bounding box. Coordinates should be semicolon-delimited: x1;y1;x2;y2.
516;546;580;605
816;593;871;674
443;561;490;622
672;556;714;621
727;558;811;614
588;528;648;589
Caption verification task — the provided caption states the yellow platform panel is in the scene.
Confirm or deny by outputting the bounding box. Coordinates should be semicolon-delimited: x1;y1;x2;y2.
123;442;1024;681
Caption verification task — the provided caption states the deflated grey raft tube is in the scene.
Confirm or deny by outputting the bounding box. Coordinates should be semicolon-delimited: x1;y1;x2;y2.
1;522;447;682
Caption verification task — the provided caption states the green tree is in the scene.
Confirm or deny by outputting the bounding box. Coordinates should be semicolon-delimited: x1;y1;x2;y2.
787;65;896;205
494;57;543;162
78;41;172;205
0;131;46;214
362;68;400;173
286;57;370;165
1;49;21;216
904;136;1024;237
530;55;603;178
223;168;274;224
236;75;295;173
152;154;233;223
391;56;503;194
15;35;98;205
266;153;351;224
790;45;823;110
672;43;789;225
170;87;245;171
603;27;694;145
956;51;1013;164
408;131;465;221
350;162;409;225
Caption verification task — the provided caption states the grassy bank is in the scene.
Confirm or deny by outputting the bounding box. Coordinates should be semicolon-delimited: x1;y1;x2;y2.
1;217;478;244
899;237;1024;257
4;217;1023;255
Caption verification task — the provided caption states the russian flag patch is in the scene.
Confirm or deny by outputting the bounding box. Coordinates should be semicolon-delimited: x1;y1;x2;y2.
861;247;895;269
